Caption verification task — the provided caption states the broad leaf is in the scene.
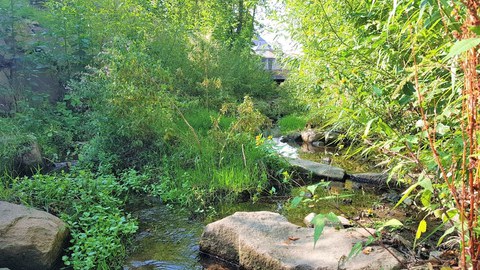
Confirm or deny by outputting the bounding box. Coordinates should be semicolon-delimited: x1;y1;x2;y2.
291;196;303;208
446;38;480;59
416;219;427;239
307;183;319;196
312;215;326;248
379;218;403;231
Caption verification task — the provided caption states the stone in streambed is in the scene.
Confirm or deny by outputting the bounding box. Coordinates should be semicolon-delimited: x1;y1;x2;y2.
200;211;404;270
287;158;345;181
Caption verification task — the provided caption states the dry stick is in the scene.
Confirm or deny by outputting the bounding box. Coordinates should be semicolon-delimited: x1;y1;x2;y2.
241;144;247;167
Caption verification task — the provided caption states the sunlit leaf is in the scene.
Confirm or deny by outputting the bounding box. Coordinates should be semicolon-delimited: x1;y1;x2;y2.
445;38;480;59
307;183;319;196
378;218;403;231
291;196;303;208
420;190;432;207
436;123;450;135
416;220;427;239
325;212;340;223
363;118;376;139
394;183;419;209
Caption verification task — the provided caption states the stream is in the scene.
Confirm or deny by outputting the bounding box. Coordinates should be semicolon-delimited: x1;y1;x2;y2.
123;138;397;270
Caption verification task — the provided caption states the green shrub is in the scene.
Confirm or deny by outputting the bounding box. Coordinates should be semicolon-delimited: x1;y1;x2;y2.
0;169;150;269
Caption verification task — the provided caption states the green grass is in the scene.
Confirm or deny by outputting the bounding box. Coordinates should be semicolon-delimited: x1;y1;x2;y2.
278;114;308;133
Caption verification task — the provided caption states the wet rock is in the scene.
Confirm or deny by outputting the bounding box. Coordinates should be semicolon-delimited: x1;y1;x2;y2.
349;173;398;188
311;140;325;147
300;129;322;143
280;132;302;143
287;158;345;181
0;201;69;270
200;211;404;270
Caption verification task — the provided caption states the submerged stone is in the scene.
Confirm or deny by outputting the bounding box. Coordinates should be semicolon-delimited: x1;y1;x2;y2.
287;158;345;181
348;173;402;189
200;211;405;270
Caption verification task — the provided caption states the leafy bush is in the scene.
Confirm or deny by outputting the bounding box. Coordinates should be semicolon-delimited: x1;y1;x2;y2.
0;169;151;269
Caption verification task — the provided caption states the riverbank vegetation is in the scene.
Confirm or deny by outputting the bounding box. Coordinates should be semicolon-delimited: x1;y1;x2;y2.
0;0;479;268
279;0;480;268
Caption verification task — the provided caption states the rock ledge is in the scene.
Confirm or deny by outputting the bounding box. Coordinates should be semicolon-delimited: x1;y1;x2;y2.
200;211;404;270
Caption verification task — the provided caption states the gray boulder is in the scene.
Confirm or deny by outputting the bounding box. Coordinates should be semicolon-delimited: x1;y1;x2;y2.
13;141;45;176
0;201;69;270
200;211;404;270
287;158;345;181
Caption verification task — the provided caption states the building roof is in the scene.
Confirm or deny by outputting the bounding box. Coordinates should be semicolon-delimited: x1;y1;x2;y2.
253;35;273;52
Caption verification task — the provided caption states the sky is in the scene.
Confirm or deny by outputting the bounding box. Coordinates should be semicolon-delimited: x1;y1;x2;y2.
255;0;302;55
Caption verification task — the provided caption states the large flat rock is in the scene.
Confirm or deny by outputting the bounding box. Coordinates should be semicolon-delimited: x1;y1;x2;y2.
200;211;404;270
0;201;69;270
287;158;345;181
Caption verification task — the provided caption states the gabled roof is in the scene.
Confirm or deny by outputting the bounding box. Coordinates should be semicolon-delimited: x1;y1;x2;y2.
253;35;273;52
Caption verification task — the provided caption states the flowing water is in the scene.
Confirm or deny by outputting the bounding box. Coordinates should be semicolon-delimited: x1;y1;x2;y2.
123;138;398;269
123;200;280;270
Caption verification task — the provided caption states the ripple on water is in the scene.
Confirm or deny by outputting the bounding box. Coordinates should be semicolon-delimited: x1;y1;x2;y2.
124;205;204;270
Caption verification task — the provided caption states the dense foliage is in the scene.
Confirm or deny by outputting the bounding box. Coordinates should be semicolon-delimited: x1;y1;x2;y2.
0;0;284;268
279;0;480;267
2;0;480;268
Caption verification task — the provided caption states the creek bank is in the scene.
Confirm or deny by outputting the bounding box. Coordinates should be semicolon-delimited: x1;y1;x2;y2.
273;136;401;189
200;211;405;270
0;201;69;270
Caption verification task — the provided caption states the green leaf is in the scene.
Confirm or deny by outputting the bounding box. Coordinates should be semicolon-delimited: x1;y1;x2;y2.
436;123;450;135
437;226;455;246
378;218;403;231
312;215;326;248
307;183;319;196
394;183;419;209
418;177;433;192
348;241;363;259
325;212;340;223
420;190;432;207
373;86;383;96
416;219;427;239
291;196;302;208
470;26;480;35
446;38;480;59
363;118;377;138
